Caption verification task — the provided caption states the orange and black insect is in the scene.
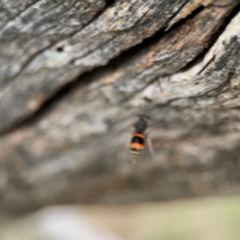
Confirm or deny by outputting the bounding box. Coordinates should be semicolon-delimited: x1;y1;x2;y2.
130;115;150;163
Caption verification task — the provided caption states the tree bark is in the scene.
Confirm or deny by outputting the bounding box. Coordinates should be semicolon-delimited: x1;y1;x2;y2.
0;0;240;215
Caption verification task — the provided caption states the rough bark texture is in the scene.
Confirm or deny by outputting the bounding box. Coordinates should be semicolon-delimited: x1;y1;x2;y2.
0;0;240;216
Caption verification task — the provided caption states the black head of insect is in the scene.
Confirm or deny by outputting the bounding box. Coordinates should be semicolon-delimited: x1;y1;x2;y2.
134;114;150;133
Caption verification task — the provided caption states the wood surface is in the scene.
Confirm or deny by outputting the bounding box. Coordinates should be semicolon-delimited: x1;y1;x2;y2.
0;0;239;215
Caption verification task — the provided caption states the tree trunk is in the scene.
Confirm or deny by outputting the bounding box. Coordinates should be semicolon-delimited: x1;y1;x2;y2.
0;0;240;216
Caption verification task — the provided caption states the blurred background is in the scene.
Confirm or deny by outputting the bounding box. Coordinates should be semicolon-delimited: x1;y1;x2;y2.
1;196;240;240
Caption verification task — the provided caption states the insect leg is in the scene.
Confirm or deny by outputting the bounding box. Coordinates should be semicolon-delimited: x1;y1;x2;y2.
146;133;155;159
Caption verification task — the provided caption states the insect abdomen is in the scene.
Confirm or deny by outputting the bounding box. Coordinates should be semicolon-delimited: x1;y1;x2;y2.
130;133;145;163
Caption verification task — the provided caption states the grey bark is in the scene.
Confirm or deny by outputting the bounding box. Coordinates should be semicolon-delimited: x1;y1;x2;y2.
0;0;239;216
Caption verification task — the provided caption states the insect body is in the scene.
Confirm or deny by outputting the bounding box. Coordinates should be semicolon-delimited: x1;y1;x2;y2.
130;115;149;163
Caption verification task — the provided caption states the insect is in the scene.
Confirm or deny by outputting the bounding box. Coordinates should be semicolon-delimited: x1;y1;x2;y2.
130;114;153;163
